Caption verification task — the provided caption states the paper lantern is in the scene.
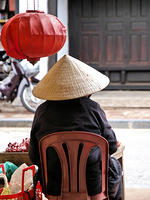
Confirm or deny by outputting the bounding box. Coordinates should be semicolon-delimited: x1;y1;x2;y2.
1;10;66;64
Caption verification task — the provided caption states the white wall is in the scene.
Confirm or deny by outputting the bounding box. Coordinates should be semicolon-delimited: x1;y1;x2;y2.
19;0;48;13
19;0;48;80
57;0;69;60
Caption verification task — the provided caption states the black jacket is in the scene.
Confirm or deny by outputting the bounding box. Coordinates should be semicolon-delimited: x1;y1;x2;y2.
29;97;119;196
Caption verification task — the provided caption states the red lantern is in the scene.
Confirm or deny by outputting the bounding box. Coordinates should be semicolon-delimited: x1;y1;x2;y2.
1;10;66;64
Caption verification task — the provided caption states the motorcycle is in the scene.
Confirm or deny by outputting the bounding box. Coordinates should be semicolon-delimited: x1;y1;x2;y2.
0;54;43;113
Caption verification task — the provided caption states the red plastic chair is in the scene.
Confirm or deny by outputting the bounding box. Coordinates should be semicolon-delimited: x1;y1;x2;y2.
39;131;109;200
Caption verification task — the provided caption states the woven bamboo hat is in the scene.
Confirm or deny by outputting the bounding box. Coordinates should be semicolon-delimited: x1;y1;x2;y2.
32;55;110;100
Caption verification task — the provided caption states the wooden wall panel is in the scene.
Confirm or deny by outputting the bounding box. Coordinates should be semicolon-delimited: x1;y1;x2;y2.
69;0;150;89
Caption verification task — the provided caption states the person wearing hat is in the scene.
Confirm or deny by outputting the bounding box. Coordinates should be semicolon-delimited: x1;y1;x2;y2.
29;55;122;200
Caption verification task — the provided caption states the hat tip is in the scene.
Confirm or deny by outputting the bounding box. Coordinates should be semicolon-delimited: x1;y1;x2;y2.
62;54;71;59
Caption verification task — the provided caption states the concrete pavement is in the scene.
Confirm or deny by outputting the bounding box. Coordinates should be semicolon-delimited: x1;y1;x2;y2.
125;188;150;200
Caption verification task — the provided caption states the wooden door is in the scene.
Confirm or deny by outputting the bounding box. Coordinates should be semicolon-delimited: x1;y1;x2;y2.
69;0;150;89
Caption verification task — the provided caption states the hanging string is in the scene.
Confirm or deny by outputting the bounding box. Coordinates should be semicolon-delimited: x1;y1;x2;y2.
27;0;39;11
37;0;39;10
27;0;28;10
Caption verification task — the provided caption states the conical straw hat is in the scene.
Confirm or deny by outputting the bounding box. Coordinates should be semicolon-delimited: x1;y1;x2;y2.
32;55;110;100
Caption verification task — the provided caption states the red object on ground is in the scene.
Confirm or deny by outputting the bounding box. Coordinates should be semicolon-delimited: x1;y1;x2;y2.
5;138;30;152
1;10;66;64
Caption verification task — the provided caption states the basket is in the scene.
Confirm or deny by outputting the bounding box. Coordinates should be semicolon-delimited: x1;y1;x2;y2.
0;164;36;200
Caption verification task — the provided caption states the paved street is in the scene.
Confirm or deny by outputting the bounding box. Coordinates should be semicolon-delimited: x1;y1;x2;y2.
115;129;150;200
115;129;150;188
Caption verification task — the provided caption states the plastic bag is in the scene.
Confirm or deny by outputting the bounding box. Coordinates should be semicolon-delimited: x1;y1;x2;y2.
9;163;33;194
0;162;18;182
1;186;11;195
0;173;11;199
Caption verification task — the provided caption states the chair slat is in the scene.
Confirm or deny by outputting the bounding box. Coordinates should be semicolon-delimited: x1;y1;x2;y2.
66;141;79;192
52;143;70;192
79;142;94;193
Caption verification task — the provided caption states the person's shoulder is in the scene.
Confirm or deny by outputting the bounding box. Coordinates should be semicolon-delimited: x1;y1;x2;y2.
35;100;49;113
83;97;107;115
80;97;99;108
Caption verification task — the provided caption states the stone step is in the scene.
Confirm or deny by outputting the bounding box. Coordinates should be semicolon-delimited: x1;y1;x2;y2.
0;91;150;113
92;91;150;108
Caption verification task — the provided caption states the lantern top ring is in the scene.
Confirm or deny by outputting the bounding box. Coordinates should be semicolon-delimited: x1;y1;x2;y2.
26;10;44;13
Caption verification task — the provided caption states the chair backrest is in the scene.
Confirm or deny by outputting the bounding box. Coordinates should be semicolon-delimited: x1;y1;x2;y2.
39;131;109;200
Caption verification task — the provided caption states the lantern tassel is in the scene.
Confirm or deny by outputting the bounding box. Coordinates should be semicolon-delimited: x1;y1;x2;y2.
27;57;40;65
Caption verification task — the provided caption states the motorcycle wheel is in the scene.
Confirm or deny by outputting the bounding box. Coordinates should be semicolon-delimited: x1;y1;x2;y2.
20;84;44;113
